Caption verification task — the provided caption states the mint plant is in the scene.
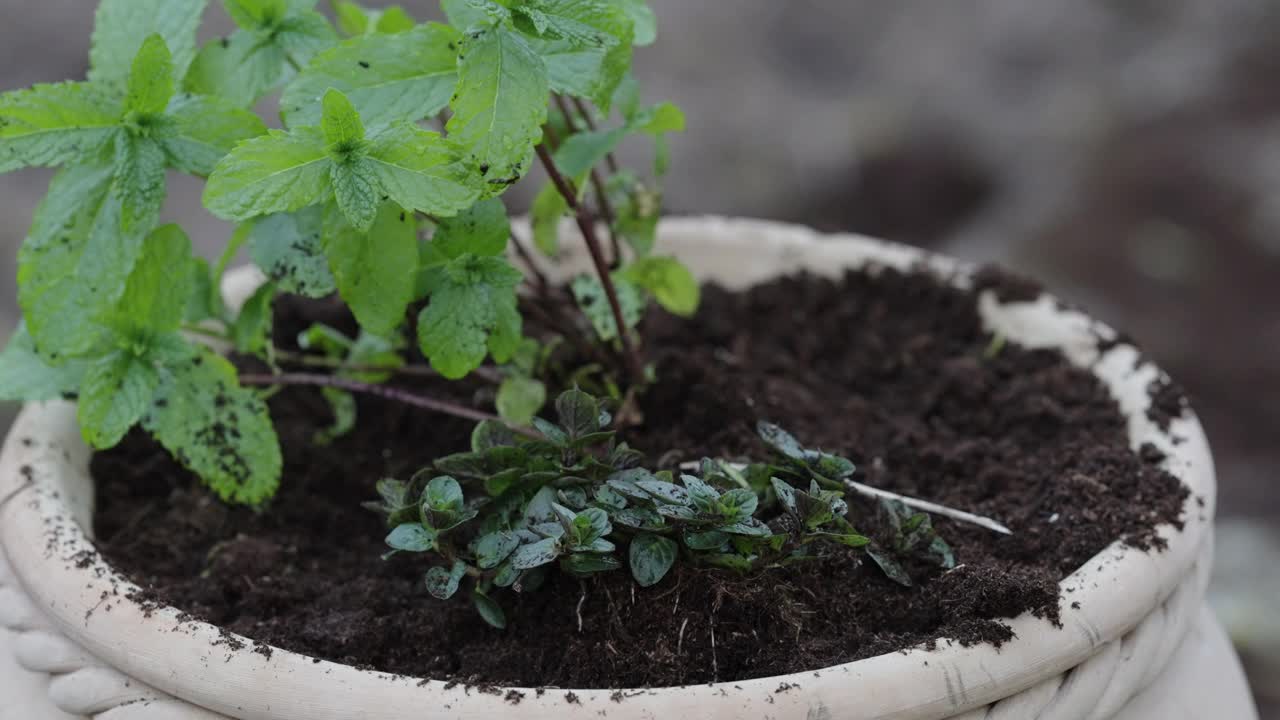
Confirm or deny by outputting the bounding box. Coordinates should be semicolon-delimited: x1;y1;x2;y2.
0;0;692;505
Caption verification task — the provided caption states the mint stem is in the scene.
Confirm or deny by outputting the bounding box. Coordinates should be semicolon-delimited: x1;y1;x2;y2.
239;372;539;436
535;143;644;386
555;95;624;268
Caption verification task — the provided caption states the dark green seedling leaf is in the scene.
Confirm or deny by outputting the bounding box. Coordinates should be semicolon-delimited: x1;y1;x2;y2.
717;488;759;523
425;475;465;511
635;479;689;506
561;553;622;576
758;422;807;462
511;537;561;570
472;419;517;451
866;545;913;588
473;590;507;629
386;522;438;553
619;256;700;317
680;474;719;514
425;560;469;599
283;23;458;129
683;529;727;551
629;533;676;587
699;553;755;573
476;531;520;569
612;507;664;532
555;387;601;439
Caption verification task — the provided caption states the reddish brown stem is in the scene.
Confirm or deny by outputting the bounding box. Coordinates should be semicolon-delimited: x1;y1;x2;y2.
240;373;538;437
571;97;621;174
535;143;644;386
554;96;624;267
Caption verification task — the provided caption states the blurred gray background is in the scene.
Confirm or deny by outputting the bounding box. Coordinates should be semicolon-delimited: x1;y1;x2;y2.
1;1;1278;713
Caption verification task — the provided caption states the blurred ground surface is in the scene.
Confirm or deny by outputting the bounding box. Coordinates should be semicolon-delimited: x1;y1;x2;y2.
0;1;1276;714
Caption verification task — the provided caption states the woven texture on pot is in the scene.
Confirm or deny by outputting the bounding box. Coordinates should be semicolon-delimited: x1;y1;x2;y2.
0;218;1214;720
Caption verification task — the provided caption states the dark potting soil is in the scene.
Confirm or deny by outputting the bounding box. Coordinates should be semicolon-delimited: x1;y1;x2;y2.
90;265;1189;689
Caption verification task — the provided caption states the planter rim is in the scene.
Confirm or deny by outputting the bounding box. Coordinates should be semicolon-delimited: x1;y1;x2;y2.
0;216;1215;720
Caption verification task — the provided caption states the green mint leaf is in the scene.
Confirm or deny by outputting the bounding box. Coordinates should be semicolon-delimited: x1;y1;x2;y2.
443;0;511;28
282;23;459;130
224;0;287;29
184;257;221;324
417;254;523;379
619;256;700;317
473;591;506;629
425;560;469;600
496;375;545;425
323;203;418;336
632;101;685;134
321;88;366;147
276;10;340;58
432;198;510;259
447;26;548;193
530;182;567;255
513;0;622;48
231;282;276;355
0;83;123;173
112;134;168;232
552;126;626;184
104;224;193;342
333;1;372;35
126;35;176;116
314;387;357;445
161;95;267;177
187;2;336;107
608;0;655;46
386;523;437;552
570;273;644;341
629;533;676;587
330;159;380;231
204;127;332;221
143;343;282;505
524;0;632;109
17;160;124;359
247;207;335;297
375;6;417;33
186;32;289;107
90;0;206;92
0;326;88;402
364;123;480;216
78;351;159;449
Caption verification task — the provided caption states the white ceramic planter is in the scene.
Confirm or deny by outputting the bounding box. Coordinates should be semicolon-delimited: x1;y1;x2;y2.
0;217;1258;720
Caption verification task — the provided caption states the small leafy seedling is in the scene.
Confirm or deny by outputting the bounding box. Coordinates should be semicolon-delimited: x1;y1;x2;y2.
368;389;953;629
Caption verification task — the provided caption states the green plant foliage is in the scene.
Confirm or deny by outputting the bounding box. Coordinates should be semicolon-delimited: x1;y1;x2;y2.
0;0;694;511
363;389;944;628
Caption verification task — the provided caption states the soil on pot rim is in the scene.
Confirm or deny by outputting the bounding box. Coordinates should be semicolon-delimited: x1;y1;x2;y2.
90;263;1190;689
